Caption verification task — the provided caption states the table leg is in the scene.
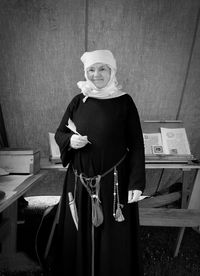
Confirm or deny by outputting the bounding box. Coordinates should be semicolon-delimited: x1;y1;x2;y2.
174;168;200;257
174;169;192;256
188;169;200;209
174;227;185;257
1;201;17;255
181;169;193;209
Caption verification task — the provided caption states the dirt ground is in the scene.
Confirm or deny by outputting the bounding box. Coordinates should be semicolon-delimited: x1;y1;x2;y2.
1;209;200;276
141;226;200;276
17;219;200;276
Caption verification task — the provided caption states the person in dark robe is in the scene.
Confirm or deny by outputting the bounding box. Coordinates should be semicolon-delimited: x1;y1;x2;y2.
50;49;145;276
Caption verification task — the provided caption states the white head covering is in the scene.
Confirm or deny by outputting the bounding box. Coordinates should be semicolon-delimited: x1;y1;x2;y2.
77;50;124;102
81;50;117;70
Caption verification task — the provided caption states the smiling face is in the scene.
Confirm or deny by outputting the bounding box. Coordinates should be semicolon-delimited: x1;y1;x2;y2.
86;63;111;89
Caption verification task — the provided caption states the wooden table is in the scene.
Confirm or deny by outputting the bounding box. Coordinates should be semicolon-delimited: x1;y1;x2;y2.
0;171;46;258
40;158;200;256
143;162;200;256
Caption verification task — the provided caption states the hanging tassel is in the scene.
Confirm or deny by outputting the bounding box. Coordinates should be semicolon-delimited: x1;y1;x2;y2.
115;204;125;222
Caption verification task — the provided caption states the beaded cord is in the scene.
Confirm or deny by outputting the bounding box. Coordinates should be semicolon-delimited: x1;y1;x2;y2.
113;167;125;222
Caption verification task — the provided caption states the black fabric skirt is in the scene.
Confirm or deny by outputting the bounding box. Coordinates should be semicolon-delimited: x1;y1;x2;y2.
37;161;144;276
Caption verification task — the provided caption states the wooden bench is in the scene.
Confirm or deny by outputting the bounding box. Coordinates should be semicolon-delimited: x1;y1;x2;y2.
139;208;200;227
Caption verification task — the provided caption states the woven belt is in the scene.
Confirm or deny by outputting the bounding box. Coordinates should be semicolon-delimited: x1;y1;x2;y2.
72;152;127;227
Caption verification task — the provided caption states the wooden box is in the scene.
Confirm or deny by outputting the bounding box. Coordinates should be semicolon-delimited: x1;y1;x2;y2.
0;148;40;174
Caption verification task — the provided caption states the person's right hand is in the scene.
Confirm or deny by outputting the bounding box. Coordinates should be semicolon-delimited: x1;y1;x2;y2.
70;134;89;149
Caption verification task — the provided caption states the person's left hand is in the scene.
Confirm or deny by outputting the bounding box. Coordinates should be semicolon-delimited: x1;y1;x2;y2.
128;190;142;203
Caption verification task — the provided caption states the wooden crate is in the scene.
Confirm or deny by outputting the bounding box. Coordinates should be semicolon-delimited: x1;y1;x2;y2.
0;148;40;174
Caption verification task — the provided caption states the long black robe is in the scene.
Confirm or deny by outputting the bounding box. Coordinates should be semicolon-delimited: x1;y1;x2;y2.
52;93;145;276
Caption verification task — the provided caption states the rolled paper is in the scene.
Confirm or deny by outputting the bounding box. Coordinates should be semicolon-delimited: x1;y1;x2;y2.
66;118;91;144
